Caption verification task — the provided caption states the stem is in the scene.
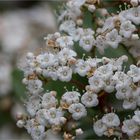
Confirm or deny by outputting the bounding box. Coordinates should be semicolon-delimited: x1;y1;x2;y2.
98;91;111;113
91;46;96;57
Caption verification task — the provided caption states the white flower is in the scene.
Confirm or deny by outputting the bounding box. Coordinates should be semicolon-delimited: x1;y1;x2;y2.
22;55;37;77
120;20;136;38
76;128;83;136
57;66;72;82
68;103;87;120
112;71;132;85
99;16;115;32
26;79;43;95
81;92;99;107
106;55;128;71
36;53;57;68
70;28;84;42
26;96;41;117
69;0;86;7
44;107;65;125
65;3;82;20
15;0;140;138
94;65;113;80
45;32;61;41
93;119;107;137
105;29;122;48
43;67;58;81
79;35;95;52
42;92;58;109
122;119;139;136
75;59;90;76
58;48;77;65
95;35;107;54
132;110;140;125
26;52;34;59
115;83;132;100
127;65;140;83
103;77;115;93
88;5;96;13
36;109;47;126
131;34;139;40
102;113;120;127
45;32;60;49
61;91;81;105
123;98;137;110
59;20;76;34
86;58;102;68
83;28;95;36
56;36;74;48
130;0;139;6
30;125;45;140
125;6;140;25
16;120;25;128
88;76;104;93
25;119;37;134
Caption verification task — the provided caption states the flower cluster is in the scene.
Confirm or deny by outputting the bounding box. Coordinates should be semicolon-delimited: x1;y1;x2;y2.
95;5;140;57
58;0;140;58
93;113;121;137
58;0;97;52
87;59;140;110
16;90;87;140
16;91;63;140
21;33;76;83
94;110;140;139
18;38;140;139
17;0;140;140
122;110;140;138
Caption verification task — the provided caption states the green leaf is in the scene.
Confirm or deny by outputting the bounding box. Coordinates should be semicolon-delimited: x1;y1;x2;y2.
95;44;135;71
43;74;88;99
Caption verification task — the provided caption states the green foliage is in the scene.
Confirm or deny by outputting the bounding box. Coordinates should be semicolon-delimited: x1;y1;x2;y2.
12;69;26;99
96;45;135;71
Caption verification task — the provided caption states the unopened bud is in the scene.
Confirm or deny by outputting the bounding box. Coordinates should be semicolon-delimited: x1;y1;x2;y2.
76;128;83;136
16;120;25;128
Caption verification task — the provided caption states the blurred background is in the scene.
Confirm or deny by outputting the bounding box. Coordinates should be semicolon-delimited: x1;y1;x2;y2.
0;1;59;139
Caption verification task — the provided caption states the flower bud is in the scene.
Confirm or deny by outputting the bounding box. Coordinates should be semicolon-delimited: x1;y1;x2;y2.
76;128;83;136
131;34;139;40
26;52;34;59
16;120;25;128
88;5;96;12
